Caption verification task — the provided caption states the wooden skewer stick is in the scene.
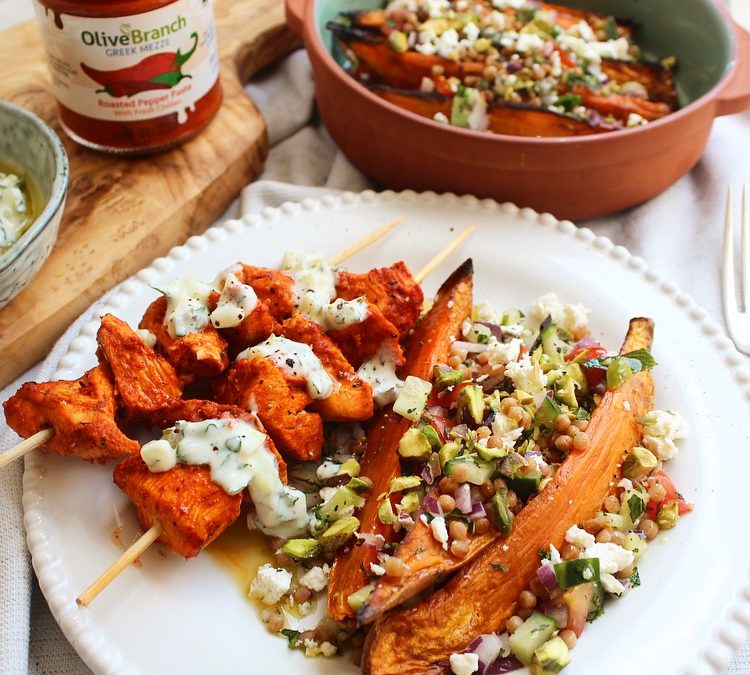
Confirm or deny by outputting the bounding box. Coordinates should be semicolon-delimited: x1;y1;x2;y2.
329;216;404;266
0;428;54;470
76;521;164;607
415;223;478;284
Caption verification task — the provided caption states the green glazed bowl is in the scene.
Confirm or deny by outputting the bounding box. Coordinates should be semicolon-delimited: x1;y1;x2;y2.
288;0;750;219
0;100;68;308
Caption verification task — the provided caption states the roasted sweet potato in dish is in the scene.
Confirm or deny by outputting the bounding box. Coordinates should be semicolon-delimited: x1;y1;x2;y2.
113;457;242;559
327;259;474;622
140;296;229;380
362;318;655;674
3;364;139;462
96;313;182;417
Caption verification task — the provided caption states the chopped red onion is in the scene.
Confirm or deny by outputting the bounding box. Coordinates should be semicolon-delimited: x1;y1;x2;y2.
475;321;504;341
455;483;472;514
573;336;597;350
421;462;435;485
484;657;524;674
469;633;506;673
423;493;443;517
542;602;569;628
452;424;468;438
470;502;487;520
427;404;448;418
537;564;559;593
355;532;386;550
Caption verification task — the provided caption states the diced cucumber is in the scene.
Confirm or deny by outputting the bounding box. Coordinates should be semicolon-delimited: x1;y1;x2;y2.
508;611;558;666
444;454;496;485
507;468;542;500
531;636;571;674
501;309;524;325
393;376;432;422
540;323;568;364
554;373;578;408
535;396;562;429
553;558;600;589
586;581;605;622
600;511;629;532
466;322;492;344
622;532;648;563
490;490;513;535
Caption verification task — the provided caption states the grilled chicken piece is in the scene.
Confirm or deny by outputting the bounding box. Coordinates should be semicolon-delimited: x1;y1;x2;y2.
237;265;297;322
139;296;228;380
113;457;242;558
96;314;181;417
281;313;374;422
3;365;139;462
328;304;404;370
212;293;281;357
336;261;423;340
148;399;288;483
215;358;324;461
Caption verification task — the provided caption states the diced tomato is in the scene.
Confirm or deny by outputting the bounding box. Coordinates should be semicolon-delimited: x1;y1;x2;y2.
554;45;577;69
423;412;451;442
644;470;693;518
565;343;608;362
582;363;607;389
438;381;472;406
432;75;454;96
561;583;593;637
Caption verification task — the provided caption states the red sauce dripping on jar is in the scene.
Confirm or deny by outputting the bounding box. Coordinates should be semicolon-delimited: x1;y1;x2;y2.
33;0;222;154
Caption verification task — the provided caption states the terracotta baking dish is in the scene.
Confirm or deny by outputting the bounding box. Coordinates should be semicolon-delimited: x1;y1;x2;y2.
286;0;750;220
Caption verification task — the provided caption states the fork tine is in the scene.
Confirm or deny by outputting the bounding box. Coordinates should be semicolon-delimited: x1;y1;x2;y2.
742;184;749;311
722;185;739;338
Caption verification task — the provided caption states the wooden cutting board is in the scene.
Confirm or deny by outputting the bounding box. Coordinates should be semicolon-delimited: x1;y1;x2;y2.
0;0;300;389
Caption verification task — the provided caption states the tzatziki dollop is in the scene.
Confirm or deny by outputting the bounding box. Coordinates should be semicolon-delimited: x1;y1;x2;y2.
141;417;308;538
0;171;34;255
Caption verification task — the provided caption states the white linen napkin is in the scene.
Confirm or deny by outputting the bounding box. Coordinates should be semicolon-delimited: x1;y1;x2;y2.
1;47;749;674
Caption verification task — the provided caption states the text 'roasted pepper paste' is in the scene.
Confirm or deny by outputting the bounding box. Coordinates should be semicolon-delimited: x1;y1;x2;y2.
34;0;222;154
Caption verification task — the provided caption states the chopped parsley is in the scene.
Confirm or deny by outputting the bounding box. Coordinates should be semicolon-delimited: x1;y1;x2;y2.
629;567;641;587
492;563;510;572
281;629;301;647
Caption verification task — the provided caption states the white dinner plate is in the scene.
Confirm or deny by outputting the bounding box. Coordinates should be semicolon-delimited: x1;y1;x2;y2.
22;190;750;675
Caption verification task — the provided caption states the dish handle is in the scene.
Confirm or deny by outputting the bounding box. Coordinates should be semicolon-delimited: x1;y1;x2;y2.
285;0;306;40
716;20;750;116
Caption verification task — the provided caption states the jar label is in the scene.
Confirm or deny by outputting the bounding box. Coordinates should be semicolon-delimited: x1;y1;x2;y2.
33;0;220;123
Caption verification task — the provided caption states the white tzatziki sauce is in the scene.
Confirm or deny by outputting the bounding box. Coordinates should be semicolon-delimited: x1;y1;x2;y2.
161;277;214;339
141;418;308;538
238;335;335;400
210;272;258;329
0;171;33;254
281;251;368;330
357;341;404;407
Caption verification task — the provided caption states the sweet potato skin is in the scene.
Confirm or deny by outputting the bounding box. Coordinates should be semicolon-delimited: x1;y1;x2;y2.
327;260;474;622
362;318;655;674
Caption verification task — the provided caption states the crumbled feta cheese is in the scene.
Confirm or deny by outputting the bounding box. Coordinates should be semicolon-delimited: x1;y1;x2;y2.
299;564;330;592
490;415;524;451
434;112;450;124
298;601;312;616
463;21;480;42
618;478;634;491
640;410;689;461
515;32;545;54
491;0;526;8
304;639;337;657
136;328;157;348
529;292;591;332
450;652;480;675
370;563;386;576
316;460;340;481
430;516;449;548
486;336;524;366
319;486;338;503
565;525;595;549
627;113;648;128
505;354;548;395
623;400;631;411
249;564;292;605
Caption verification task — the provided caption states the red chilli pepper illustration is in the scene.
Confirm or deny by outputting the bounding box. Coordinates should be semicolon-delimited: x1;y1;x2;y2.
81;31;198;98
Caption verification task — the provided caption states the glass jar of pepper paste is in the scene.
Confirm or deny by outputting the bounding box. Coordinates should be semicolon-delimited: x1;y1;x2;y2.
33;0;222;154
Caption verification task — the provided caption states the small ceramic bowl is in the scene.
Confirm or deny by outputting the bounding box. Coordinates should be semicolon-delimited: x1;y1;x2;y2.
287;0;750;219
0;100;68;309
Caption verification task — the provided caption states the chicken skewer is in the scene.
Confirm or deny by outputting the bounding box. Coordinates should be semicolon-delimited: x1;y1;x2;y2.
73;226;479;606
0;216;409;469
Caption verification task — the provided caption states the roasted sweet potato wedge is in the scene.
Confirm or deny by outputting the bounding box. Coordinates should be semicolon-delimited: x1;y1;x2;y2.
327;260;474;622
215;358;324;462
96;313;182;417
113;457;242;559
139;296;229;380
281;313;374;422
3;364;139;462
362;318;655;674
372;87;612;136
574;86;672;122
601;58;678;107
